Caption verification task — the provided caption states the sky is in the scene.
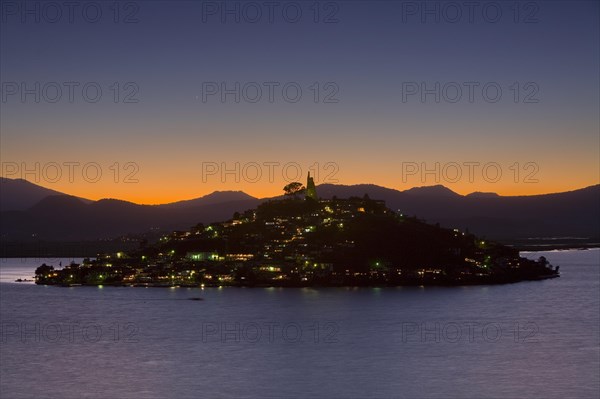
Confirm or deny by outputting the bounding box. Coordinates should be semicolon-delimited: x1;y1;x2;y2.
1;0;599;204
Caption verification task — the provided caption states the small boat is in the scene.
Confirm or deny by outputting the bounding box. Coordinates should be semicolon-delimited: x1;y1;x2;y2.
187;297;204;301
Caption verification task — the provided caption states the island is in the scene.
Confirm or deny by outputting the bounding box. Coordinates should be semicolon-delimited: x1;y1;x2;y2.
34;176;559;288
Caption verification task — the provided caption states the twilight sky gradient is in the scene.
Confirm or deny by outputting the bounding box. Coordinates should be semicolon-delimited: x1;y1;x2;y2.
1;0;599;204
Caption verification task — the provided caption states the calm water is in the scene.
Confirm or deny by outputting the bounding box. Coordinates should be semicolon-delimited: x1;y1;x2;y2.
1;250;599;398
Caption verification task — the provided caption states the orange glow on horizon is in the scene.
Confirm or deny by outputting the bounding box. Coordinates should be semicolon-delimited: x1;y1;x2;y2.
5;177;598;205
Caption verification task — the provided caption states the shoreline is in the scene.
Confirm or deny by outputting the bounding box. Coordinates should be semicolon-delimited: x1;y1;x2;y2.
7;276;559;288
28;271;560;288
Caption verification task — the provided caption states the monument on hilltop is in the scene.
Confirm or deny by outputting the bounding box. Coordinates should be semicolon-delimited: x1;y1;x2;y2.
306;172;318;200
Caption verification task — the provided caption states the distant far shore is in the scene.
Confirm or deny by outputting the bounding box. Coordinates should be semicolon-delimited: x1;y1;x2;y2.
505;240;600;252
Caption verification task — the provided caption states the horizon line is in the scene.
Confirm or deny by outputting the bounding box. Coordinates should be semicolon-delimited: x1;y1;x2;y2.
1;177;598;207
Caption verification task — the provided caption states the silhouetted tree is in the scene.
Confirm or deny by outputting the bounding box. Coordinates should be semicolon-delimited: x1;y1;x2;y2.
283;182;305;197
35;264;53;276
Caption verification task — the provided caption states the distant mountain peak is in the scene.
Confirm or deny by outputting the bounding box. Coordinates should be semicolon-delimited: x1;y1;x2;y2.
95;198;138;206
202;190;256;201
401;185;460;197
0;178;89;211
161;190;258;209
466;191;501;198
29;194;87;211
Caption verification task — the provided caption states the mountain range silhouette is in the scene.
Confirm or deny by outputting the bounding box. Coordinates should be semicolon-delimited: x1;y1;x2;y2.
1;177;598;243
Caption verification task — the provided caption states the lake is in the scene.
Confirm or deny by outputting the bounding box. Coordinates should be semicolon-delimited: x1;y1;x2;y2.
1;249;598;398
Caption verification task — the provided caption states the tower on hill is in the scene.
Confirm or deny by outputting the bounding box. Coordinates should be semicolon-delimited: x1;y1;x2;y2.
306;172;318;200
